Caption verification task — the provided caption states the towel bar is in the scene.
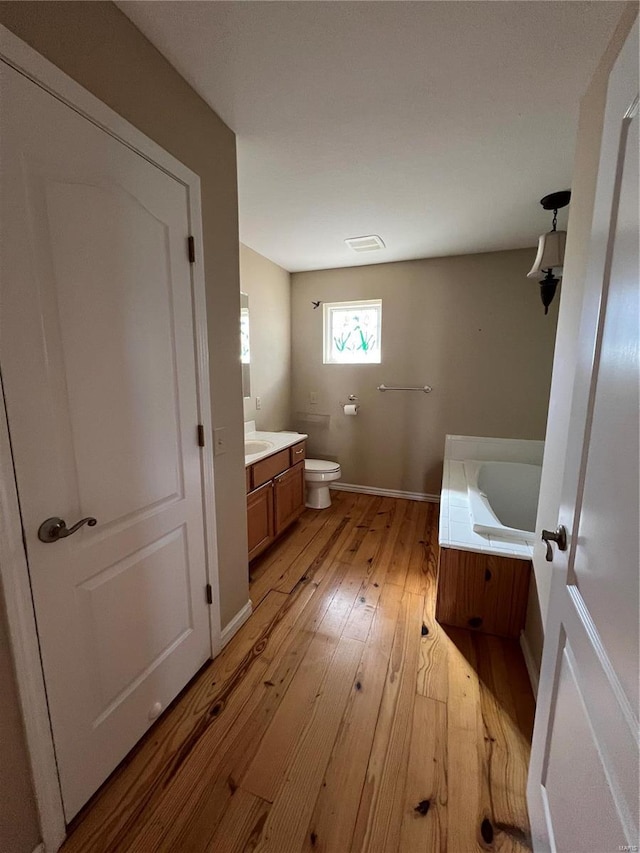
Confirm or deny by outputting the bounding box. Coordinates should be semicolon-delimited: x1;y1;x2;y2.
377;384;432;393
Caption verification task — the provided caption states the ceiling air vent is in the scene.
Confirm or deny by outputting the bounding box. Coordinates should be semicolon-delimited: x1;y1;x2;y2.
344;234;386;253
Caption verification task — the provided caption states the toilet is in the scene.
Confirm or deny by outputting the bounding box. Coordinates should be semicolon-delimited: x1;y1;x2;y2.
304;458;342;509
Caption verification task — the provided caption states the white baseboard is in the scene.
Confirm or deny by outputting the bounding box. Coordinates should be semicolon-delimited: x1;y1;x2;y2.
330;482;440;503
520;630;540;698
220;600;253;648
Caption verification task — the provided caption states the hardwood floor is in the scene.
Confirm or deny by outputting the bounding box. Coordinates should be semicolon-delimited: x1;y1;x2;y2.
63;491;535;853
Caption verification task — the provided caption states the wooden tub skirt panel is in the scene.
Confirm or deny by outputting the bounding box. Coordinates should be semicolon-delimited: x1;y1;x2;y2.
435;546;531;639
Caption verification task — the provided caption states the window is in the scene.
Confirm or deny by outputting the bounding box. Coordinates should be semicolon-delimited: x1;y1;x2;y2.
323;299;382;364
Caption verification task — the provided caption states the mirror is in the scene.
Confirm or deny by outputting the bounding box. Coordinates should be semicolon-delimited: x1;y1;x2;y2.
240;292;251;398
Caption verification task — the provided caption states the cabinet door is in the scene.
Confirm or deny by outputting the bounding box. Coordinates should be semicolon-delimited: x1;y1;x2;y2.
247;482;274;561
274;461;305;535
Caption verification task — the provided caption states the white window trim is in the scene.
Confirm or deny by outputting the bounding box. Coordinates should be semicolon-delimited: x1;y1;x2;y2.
323;298;382;365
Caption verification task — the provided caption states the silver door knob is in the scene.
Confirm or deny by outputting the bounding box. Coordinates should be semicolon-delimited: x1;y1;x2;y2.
541;525;567;562
37;516;97;543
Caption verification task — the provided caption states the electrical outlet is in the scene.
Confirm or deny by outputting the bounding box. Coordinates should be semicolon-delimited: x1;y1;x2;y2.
255;396;262;410
213;427;227;456
309;391;319;406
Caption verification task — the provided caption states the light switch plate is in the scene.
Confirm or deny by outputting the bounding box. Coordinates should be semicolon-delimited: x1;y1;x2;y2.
255;396;262;410
309;391;319;405
213;427;227;456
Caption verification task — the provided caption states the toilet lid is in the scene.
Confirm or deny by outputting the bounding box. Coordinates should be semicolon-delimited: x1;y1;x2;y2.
305;458;340;473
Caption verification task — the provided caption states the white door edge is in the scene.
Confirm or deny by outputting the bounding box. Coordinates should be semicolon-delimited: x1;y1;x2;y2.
0;383;67;852
0;23;222;849
187;173;224;663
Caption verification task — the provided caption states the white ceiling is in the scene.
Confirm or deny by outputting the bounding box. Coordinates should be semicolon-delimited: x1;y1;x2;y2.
119;1;624;272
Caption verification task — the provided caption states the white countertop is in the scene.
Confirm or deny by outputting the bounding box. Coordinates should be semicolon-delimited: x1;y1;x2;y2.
244;422;308;466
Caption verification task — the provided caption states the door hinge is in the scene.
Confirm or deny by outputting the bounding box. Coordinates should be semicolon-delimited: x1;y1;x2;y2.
197;424;205;447
206;583;213;605
187;235;196;263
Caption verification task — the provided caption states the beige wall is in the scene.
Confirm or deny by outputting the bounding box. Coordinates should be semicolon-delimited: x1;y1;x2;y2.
240;245;292;430
0;1;249;630
291;248;558;495
525;2;639;675
0;583;40;853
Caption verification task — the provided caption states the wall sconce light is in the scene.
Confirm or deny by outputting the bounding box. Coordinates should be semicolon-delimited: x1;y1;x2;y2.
527;190;571;314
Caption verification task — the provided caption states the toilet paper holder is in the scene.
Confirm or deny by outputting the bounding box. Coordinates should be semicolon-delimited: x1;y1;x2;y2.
339;395;360;415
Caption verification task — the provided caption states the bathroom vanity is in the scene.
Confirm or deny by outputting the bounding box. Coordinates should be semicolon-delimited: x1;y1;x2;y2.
244;426;308;561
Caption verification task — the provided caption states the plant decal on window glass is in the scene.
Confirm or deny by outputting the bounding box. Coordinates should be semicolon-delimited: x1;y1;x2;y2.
333;316;375;353
240;308;250;364
324;300;382;364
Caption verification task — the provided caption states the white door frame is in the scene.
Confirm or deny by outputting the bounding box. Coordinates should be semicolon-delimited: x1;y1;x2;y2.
0;24;222;851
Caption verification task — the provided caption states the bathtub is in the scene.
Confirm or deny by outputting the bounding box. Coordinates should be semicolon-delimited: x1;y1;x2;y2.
463;460;542;543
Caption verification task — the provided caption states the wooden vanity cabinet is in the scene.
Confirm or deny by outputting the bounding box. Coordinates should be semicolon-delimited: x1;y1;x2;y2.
246;441;306;561
252;448;290;490
247;481;274;562
289;440;306;465
274;462;305;534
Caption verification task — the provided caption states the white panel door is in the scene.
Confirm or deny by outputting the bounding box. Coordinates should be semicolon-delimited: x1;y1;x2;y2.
528;21;639;853
0;63;213;819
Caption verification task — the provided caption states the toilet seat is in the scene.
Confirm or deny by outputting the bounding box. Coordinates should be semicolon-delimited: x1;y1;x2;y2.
305;459;340;474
